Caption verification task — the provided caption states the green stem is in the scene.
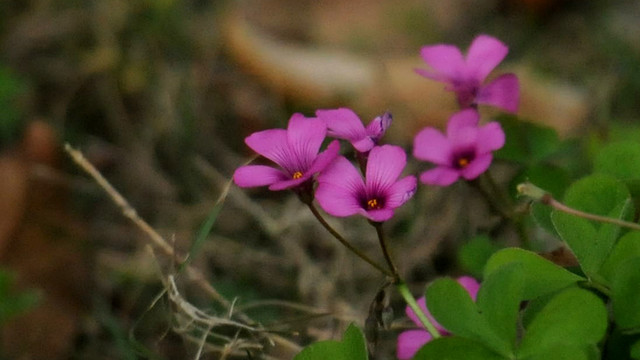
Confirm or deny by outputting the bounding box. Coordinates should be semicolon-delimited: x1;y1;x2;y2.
372;222;400;280
473;172;531;248
518;182;640;232
371;222;441;339
397;281;441;339
305;202;393;278
582;280;611;297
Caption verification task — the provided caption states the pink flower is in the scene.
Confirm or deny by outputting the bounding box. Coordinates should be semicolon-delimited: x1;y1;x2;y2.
397;276;480;360
233;113;340;191
316;108;392;153
413;109;505;186
315;145;417;222
416;34;519;113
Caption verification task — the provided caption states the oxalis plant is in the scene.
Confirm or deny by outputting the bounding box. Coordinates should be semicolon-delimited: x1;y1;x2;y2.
233;35;640;359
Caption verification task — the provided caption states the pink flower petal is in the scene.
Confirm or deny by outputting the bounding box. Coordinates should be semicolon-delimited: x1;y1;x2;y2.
460;153;493;180
365;145;407;193
414;68;448;82
287;113;327;170
420;167;460;186
386;176;417;209
476;73;520;113
365;112;392;141
449;126;479;153
315;156;365;217
476;122;505;154
244;129;291;167
233;165;286;188
419;44;465;81
362;208;395;222
316;108;366;143
351;137;375;153
306;140;340;176
397;330;433;360
413;128;452;165
269;177;308;191
457;276;481;301
465;35;509;82
446;109;480;137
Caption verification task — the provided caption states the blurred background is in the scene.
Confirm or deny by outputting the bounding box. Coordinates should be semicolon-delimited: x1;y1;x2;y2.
0;0;639;359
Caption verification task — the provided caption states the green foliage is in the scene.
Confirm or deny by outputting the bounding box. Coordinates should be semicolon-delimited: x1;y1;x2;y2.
551;174;633;278
0;269;40;325
0;65;27;146
294;323;368;360
495;115;561;165
178;201;224;272
476;263;524;348
516;164;570;237
458;235;501;278
519;345;595;360
594;141;640;181
600;231;640;282
517;287;607;358
425;277;512;357
611;257;640;331
484;248;583;300
413;336;504;360
632;339;640;359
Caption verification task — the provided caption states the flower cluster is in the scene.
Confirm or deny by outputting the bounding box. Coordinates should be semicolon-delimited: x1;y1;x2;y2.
233;109;416;222
233;34;518;359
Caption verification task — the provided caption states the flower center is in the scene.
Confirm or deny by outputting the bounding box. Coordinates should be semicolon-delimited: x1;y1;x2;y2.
457;157;470;168
452;149;476;169
292;171;303;179
366;198;382;210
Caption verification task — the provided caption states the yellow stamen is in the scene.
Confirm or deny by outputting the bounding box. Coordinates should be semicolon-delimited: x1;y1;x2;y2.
292;171;303;179
367;198;380;210
457;157;470;168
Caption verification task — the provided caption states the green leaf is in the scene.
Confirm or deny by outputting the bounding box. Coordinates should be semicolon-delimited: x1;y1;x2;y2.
495;115;561;165
0;65;27;145
632;339;640;359
559;174;631;216
476;262;524;348
517;287;608;358
551;174;633;277
594;141;640;181
413;336;505;360
605;326;640;360
520;344;595;360
458;235;501;278
512;164;570;236
294;323;368;360
484;248;583;300
600;231;640;282
0;269;40;325
425;278;511;357
611;257;640;331
178;201;224;272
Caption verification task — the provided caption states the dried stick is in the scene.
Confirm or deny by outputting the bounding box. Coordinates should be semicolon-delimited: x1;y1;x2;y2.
64;144;302;355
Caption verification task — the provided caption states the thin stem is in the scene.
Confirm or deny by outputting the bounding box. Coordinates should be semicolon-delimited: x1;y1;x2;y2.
396;281;441;339
371;222;441;339
473;172;531;248
582;280;612;297
470;176;512;220
372;221;400;281
518;182;640;232
549;197;640;231
305;202;393;278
